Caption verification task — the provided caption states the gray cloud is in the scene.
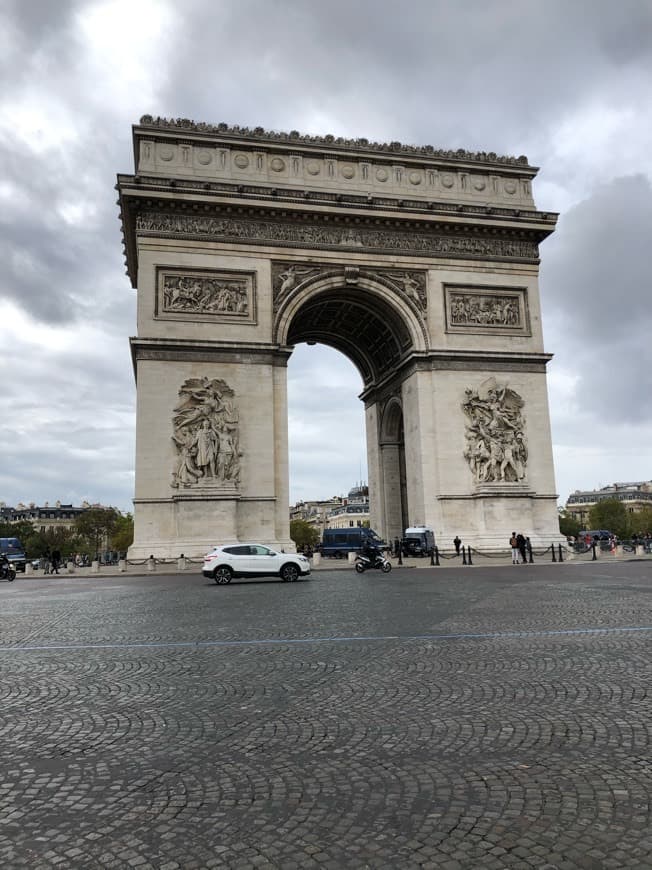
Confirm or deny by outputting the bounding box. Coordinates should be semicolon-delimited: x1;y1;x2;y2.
0;0;650;511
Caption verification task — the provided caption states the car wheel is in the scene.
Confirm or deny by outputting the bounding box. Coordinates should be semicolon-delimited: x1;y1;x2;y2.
213;566;232;585
381;561;392;573
281;563;299;583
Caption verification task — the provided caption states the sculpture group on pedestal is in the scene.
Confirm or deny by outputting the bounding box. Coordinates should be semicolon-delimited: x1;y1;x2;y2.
171;377;241;489
462;377;528;485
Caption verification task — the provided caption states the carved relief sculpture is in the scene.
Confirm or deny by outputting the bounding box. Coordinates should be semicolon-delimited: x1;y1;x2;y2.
271;262;427;311
171;378;241;488
159;270;253;318
462;377;528;485
450;293;520;327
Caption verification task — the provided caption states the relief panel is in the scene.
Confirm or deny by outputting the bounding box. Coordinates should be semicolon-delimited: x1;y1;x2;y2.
155;267;257;324
444;284;530;335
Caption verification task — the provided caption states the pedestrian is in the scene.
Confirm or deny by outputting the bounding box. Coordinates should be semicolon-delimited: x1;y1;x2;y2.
509;532;519;564
516;533;527;565
43;548;51;574
51;548;61;574
453;535;462;555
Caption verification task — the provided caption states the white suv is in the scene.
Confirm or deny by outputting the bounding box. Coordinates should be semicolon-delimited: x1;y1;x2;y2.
202;544;311;585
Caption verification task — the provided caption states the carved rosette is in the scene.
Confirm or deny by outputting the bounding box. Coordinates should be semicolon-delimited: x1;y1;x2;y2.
462;377;528;485
271;261;427;313
171;378;241;490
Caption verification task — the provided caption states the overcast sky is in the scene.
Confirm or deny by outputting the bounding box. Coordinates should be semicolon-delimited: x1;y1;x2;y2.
1;0;651;513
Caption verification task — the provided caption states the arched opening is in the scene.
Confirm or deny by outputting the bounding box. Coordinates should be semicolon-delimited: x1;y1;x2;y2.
287;343;366;504
281;279;420;541
379;397;408;543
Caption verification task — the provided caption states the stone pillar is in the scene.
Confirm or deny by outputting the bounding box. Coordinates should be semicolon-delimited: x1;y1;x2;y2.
347;551;356;563
147;556;156;572
91;560;100;573
177;556;186;571
312;552;321;567
118;559;127;572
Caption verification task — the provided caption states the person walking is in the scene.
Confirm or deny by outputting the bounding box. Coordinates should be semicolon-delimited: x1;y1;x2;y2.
510;532;519;564
51;548;61;575
516;533;527;565
453;535;462;555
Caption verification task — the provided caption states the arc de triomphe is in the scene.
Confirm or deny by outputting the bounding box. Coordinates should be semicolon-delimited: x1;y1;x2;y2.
117;116;561;558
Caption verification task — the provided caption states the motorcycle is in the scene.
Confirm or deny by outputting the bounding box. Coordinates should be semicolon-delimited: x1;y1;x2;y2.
0;562;16;582
355;551;392;574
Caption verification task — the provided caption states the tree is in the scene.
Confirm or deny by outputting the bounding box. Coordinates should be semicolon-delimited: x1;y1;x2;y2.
111;513;134;554
588;498;629;539
629;507;652;537
75;508;120;558
558;510;581;538
289;519;320;551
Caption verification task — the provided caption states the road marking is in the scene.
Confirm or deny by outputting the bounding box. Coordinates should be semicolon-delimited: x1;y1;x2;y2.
3;624;652;653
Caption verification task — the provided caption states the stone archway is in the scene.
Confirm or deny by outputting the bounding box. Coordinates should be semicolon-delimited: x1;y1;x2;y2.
117;116;564;557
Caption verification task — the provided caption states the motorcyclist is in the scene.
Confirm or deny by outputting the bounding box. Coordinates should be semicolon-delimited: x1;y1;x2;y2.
361;538;381;567
0;553;10;578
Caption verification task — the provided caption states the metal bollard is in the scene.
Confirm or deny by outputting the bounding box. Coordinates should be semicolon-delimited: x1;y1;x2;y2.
528;544;534;564
467;547;473;565
551;544;557;563
434;547;440;566
430;548;435;566
462;546;467;565
558;544;563;563
592;543;597;561
397;548;403;566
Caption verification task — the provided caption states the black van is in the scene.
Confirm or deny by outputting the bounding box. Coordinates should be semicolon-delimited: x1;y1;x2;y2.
321;527;384;558
0;537;27;572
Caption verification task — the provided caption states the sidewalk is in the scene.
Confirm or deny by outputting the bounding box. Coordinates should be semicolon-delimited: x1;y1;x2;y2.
18;547;652;581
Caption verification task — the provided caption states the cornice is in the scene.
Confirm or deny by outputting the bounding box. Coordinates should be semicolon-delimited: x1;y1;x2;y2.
117;185;552;287
129;337;291;380
137;115;533;170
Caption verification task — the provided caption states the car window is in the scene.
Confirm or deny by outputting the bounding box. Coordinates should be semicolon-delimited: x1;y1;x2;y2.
223;545;250;556
250;545;273;556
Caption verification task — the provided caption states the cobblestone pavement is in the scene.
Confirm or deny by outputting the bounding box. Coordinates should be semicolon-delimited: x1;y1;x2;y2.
1;561;652;869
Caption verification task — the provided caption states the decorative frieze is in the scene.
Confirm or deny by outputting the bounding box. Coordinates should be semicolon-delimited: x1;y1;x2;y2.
156;268;256;324
271;262;427;312
137;212;539;262
445;285;529;335
462;378;528;485
171;377;241;490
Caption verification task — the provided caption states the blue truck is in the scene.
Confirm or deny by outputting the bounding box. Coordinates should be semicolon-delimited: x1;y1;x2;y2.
320;527;385;559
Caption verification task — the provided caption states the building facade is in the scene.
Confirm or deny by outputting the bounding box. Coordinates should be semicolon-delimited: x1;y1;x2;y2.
565;481;652;527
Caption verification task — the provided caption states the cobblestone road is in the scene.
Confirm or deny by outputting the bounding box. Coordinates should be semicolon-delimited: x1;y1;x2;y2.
1;561;652;869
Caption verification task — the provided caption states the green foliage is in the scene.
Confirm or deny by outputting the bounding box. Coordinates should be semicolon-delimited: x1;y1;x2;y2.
588;498;629;539
75;507;121;557
558;511;581;538
629;507;652;536
289;519;320;551
111;513;134;554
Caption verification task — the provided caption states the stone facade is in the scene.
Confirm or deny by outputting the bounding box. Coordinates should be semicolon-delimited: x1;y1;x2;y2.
118;117;563;557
